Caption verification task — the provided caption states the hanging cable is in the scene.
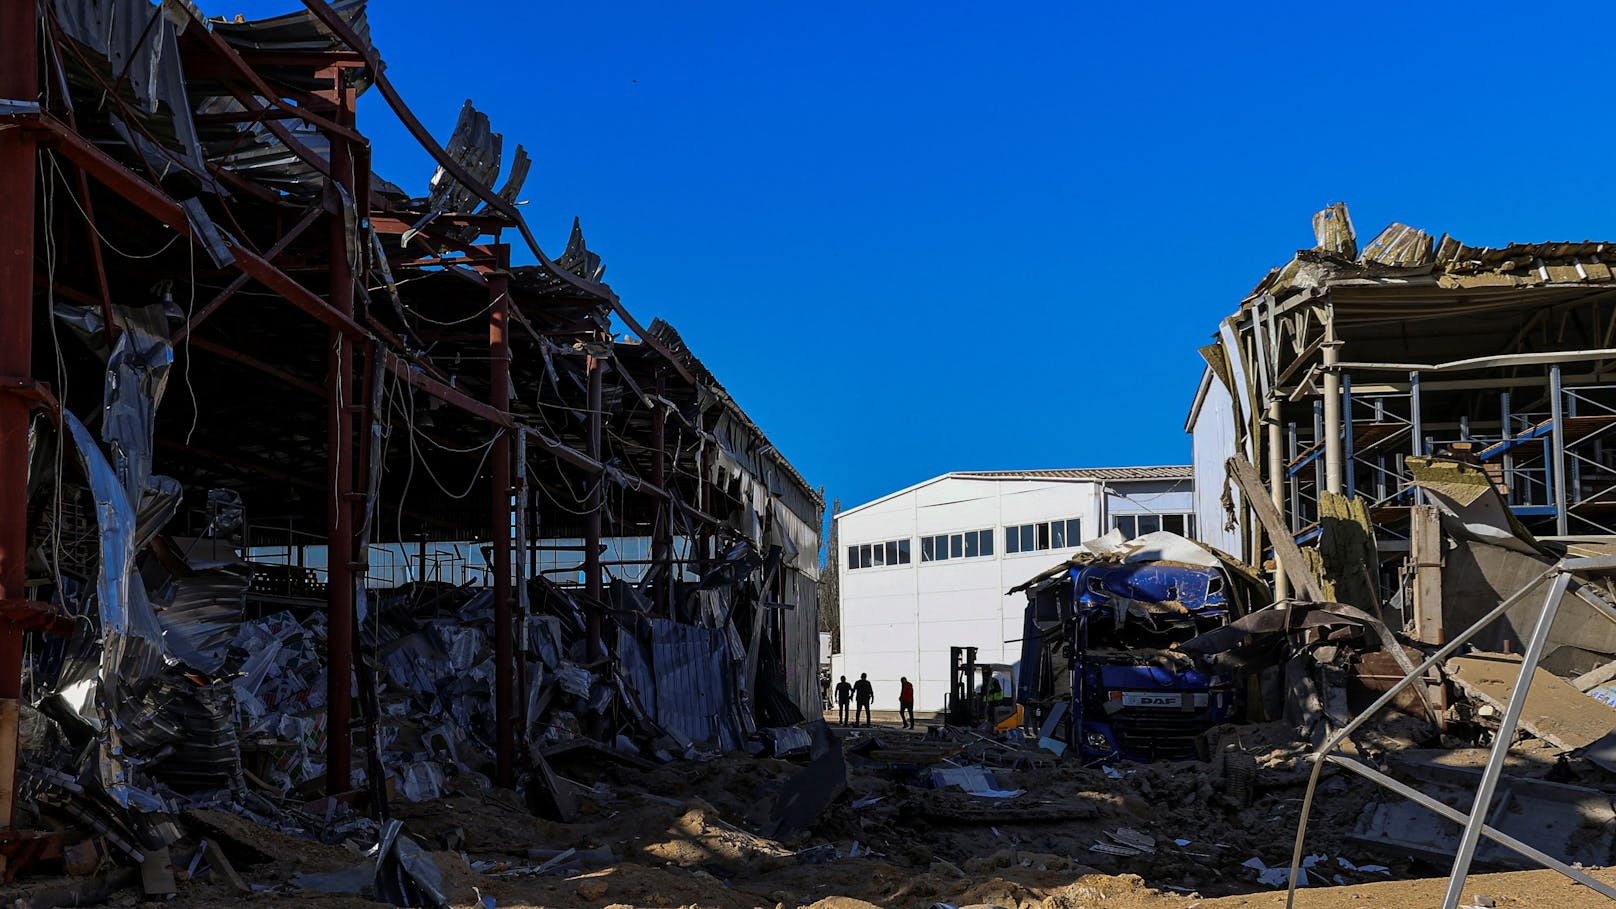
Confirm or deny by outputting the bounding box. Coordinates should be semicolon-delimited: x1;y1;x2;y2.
46;154;180;260
183;237;199;445
401;289;506;327
39;154;72;614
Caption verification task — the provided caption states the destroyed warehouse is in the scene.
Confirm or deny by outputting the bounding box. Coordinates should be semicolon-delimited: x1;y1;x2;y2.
1180;203;1616;905
1187;202;1616;670
0;0;825;893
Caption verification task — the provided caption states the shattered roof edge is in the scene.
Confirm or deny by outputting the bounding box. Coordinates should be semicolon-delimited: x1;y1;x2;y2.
642;320;822;511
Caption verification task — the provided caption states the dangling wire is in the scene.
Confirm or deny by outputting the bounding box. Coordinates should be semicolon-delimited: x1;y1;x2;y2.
183;236;199;445
39;153;71;614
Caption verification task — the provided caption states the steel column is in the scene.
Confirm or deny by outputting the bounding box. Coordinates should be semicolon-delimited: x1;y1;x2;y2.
0;0;40;831
1551;365;1568;535
1268;399;1290;599
1440;570;1575;909
652;377;671;615
1287;422;1299;532
584;346;605;662
1322;316;1343;496
1411;370;1424;506
1341;373;1355;496
513;430;529;761
323;73;356;796
488;251;514;787
1501;391;1514;504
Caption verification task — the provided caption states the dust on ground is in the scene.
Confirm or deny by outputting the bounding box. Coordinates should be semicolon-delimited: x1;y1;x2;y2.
46;718;1615;909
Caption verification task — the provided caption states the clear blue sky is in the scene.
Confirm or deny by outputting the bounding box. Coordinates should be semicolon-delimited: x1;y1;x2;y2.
224;1;1616;514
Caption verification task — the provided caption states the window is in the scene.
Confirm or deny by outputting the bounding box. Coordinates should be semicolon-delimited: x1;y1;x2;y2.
1006;518;1082;554
1113;513;1196;540
920;528;994;563
847;537;913;570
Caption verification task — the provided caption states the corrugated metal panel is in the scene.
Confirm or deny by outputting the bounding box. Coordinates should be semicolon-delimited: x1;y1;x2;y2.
617;619;743;752
780;570;820;716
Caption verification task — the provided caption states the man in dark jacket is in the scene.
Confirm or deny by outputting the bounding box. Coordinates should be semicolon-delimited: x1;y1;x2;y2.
853;673;874;727
898;676;915;729
834;675;853;726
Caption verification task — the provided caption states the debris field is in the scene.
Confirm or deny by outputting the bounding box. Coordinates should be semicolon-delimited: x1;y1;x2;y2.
6;0;1616;907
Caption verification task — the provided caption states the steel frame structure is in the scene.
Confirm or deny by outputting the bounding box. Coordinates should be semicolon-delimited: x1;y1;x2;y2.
1284;556;1616;909
0;0;823;867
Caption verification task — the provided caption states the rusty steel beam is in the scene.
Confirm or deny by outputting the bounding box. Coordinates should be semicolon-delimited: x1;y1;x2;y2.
488;253;514;786
371;214;513;236
324;73;357;798
584;347;604;670
58;153;117;346
177;12;365;145
0;0;39;831
30;115;366;339
185;336;324;397
171;205;325;344
235;50;367;69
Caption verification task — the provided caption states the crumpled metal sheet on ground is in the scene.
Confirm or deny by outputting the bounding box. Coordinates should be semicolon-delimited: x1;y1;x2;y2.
291;819;450;909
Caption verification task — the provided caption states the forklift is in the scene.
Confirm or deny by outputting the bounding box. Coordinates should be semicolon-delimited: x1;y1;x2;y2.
946;646;1017;728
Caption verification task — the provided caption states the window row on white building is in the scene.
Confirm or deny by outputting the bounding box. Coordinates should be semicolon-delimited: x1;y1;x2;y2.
845;512;1195;571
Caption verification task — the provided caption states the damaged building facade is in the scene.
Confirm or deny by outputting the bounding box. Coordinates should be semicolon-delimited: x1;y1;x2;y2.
1184;203;1616;904
0;0;821;886
1189;203;1616;670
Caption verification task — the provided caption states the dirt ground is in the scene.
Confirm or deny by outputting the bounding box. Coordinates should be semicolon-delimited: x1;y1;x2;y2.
21;716;1616;909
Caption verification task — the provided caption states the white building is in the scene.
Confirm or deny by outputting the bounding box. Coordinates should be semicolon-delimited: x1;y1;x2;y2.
833;467;1194;713
1186;370;1243;558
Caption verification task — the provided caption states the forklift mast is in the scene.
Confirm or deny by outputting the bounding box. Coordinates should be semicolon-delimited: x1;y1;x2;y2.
948;646;979;725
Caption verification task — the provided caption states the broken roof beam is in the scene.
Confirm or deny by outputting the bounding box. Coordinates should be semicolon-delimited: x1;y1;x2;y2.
32;113;365;339
1227;454;1326;601
381;352;720;523
169;204;326;344
295;0;698;386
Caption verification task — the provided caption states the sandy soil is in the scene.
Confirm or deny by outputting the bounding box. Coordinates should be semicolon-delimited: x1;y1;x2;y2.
19;717;1615;909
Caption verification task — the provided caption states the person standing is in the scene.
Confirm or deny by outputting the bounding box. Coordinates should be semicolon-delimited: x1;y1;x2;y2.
898;676;915;729
853;673;874;727
834;675;853;726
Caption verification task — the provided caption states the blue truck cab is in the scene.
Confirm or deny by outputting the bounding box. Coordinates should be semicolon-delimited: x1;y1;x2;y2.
1016;538;1259;763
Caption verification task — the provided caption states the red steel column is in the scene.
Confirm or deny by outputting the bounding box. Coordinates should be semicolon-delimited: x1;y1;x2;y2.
651;377;670;615
584;347;604;661
0;0;39;829
488;247;514;787
324;71;356;796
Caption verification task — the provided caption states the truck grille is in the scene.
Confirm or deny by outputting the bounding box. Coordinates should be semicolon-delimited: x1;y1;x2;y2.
1111;707;1216;761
